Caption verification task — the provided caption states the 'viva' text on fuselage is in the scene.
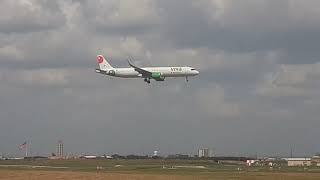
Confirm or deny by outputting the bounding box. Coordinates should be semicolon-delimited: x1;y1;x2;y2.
171;67;182;71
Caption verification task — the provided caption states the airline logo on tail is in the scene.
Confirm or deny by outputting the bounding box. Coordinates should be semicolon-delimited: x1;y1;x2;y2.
97;55;104;64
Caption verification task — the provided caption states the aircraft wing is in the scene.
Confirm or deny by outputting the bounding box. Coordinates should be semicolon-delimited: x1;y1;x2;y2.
127;60;152;77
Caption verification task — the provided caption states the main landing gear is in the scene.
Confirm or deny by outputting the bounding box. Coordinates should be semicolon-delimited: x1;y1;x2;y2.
144;78;151;84
186;76;189;82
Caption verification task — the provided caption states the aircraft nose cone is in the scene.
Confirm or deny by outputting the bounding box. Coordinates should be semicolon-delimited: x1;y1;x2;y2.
194;70;199;75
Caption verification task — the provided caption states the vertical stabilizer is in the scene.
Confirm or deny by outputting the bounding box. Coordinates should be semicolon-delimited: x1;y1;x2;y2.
97;55;113;70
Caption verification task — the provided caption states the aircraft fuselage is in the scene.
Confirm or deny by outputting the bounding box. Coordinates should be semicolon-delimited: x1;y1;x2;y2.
96;67;198;78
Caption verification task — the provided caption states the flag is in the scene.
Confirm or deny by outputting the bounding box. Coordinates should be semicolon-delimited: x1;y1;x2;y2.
19;141;27;149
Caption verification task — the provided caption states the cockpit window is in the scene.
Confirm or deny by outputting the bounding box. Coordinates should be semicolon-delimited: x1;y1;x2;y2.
191;68;196;70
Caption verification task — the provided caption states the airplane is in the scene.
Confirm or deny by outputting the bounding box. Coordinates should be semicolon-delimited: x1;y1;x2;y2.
95;55;199;83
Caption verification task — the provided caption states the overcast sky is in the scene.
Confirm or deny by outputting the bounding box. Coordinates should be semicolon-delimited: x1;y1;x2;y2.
1;0;320;157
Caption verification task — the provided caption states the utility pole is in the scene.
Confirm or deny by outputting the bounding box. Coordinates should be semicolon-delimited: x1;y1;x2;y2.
25;143;28;157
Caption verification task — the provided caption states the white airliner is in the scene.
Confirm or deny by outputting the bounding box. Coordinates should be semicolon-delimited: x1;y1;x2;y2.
95;55;199;83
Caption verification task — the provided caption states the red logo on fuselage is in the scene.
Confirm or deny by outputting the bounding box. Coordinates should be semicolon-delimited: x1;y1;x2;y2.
97;55;104;64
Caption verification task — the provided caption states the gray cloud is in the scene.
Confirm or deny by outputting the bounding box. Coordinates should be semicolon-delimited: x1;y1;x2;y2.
157;0;320;64
1;0;320;157
0;0;66;33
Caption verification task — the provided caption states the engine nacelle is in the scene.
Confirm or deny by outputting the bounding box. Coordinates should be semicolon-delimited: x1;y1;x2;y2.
152;72;165;81
107;69;116;76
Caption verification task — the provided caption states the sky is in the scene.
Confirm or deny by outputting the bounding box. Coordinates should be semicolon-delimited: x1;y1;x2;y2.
1;0;320;157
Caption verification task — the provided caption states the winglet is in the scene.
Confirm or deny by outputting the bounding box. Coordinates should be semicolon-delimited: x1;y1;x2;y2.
127;59;132;66
127;58;135;68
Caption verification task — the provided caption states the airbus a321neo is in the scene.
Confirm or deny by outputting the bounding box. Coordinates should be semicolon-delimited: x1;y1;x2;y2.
95;55;199;84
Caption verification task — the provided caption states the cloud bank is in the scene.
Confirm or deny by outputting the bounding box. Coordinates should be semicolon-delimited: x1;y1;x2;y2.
1;0;320;157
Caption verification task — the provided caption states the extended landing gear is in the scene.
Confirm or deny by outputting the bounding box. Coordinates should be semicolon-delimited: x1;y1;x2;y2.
186;76;189;82
144;78;151;84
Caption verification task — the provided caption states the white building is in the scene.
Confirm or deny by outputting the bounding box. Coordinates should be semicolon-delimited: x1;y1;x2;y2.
82;155;97;159
57;140;64;158
153;151;158;156
285;158;311;167
198;148;213;158
246;160;257;166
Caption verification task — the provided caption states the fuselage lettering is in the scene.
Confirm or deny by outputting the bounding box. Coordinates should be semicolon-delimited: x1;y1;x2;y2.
171;67;182;72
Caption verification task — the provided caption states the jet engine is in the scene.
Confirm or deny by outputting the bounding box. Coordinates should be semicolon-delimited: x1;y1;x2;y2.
152;72;165;81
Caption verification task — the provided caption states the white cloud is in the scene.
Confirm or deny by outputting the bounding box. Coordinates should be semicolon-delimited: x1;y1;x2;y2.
108;0;159;25
100;36;146;59
1;0;320;155
274;65;309;86
256;63;320;98
84;0;160;29
0;45;24;60
196;84;240;118
59;0;83;29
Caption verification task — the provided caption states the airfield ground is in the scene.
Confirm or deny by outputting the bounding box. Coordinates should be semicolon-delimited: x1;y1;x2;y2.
1;159;320;180
2;170;320;180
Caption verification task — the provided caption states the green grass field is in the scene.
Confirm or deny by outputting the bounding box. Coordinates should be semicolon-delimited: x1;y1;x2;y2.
1;159;320;174
1;159;320;180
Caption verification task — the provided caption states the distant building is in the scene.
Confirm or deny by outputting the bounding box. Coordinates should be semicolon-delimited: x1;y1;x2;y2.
198;148;212;158
312;156;320;166
105;155;113;159
153;151;158;157
81;155;97;159
286;158;311;167
99;154;113;159
57;140;64;158
246;160;257;166
167;154;190;159
6;157;24;160
48;156;60;160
